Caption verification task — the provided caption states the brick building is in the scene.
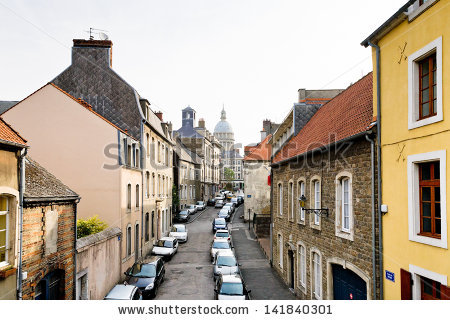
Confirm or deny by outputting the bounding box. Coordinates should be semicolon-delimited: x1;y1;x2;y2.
21;157;79;299
271;73;380;300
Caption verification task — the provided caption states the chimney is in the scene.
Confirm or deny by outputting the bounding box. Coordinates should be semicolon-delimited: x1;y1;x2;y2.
155;111;163;121
263;119;272;134
260;128;267;142
72;39;113;68
298;88;306;102
198;118;205;129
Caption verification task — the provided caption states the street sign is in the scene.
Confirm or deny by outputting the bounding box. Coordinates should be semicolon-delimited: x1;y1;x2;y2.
247;195;251;198
385;270;395;282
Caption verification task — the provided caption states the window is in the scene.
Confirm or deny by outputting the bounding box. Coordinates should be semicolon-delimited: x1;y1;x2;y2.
146;172;150;198
127;184;131;211
0;196;9;267
297;243;306;290
312;179;321;226
278;183;283;216
342;178;350;230
158;142;161;163
298;180;305;223
145;213;149;242
419;161;440;237
152;173;155;196
151;212;155;238
127;145;132;166
126;225;132;257
136;185;140;208
408;37;442;129
152;138;155;162
312;250;322;299
289;182;294;221
408;151;447;248
278;234;283;269
135;148;139;168
335;173;353;240
146;133;150;157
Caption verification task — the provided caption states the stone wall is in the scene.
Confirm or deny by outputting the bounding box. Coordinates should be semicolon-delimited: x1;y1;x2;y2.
271;137;379;300
253;214;271;238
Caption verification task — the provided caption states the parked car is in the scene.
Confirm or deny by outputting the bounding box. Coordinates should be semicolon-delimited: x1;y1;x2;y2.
151;237;179;260
211;239;233;261
186;204;197;215
195;201;206;211
214;229;231;242
212;217;228;233
215;199;224;208
237;196;244;205
231;197;239;206
218;208;231;221
226;193;233;201
123;256;165;299
169;224;188;243
173;210;190;223
213;250;240;280
223;202;235;214
214;274;251;300
104;284;142;300
207;198;216;206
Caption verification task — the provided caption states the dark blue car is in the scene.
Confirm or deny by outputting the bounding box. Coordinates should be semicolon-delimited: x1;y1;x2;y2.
212;218;227;233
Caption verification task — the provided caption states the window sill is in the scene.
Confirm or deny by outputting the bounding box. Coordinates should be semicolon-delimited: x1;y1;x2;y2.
310;222;321;231
408;114;443;130
336;229;354;241
0;267;16;279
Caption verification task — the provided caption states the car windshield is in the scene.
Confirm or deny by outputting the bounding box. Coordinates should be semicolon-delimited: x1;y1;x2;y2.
156;240;173;248
172;225;186;232
224;204;231;207
197;201;204;205
215;219;226;225
213;241;230;249
216;232;229;238
220;282;243;295
128;263;156;278
219;209;228;214
179;211;188;215
217;256;237;267
188;205;195;209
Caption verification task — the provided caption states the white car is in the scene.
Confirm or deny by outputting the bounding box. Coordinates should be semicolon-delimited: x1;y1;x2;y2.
215;274;250;300
214;229;231;242
186;205;197;215
213;250;239;280
169;224;188;243
151;237;178;260
195;201;206;211
211;239;233;261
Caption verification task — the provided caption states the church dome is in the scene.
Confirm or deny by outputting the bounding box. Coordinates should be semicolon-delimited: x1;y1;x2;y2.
214;107;233;134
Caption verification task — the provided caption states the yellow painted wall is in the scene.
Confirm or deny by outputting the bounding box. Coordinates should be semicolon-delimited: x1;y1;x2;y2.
374;0;450;299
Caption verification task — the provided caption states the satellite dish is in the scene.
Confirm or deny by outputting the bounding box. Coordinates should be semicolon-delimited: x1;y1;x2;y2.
99;32;109;40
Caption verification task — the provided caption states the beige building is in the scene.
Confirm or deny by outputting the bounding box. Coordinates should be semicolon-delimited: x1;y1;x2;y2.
0;117;27;300
2;84;143;274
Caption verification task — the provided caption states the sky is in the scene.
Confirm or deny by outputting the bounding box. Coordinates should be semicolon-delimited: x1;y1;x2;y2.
0;0;407;147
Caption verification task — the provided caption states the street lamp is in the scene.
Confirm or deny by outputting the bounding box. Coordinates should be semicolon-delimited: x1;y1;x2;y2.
298;195;329;218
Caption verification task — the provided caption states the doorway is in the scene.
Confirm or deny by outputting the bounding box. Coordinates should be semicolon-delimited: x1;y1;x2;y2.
332;264;367;300
288;250;294;289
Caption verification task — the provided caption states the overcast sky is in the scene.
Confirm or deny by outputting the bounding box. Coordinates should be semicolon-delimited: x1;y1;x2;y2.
0;0;406;147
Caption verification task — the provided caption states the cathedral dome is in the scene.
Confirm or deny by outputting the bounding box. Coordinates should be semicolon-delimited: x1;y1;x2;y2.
214;107;233;134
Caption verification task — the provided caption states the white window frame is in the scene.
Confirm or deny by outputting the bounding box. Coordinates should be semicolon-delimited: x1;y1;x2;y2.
126;224;132;257
408;36;443;130
335;172;354;241
289;180;294;221
407;150;447;248
297;241;307;291
310;248;322;300
297;179;306;224
278;183;283;216
278;233;283;269
310;176;321;229
409;264;448;300
0;196;9;267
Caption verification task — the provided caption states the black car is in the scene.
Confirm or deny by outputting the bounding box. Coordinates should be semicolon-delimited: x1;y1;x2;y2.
174;210;190;223
237;196;244;205
124;256;165;299
207;198;216;206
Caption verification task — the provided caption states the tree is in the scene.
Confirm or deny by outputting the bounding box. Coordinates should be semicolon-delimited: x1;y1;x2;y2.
224;167;235;191
77;215;108;239
172;184;180;212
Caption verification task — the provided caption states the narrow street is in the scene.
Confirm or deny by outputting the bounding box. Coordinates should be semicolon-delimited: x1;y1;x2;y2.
155;203;295;300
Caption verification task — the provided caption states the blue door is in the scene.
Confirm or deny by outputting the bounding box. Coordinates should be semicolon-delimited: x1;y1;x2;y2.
332;264;367;300
35;270;64;300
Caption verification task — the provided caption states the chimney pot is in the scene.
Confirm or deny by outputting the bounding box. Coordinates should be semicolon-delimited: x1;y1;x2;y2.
155;111;163;121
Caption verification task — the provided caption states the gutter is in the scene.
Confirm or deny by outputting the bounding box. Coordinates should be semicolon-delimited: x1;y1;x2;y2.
365;133;377;300
17;147;27;300
368;41;383;300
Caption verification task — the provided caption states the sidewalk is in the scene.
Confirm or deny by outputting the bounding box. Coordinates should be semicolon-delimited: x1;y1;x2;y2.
230;206;296;300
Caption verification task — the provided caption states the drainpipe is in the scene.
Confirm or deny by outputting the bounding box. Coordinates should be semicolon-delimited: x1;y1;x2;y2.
17;147;27;300
140;120;145;259
269;166;273;266
365;133;377;300
368;41;383;300
73;198;80;300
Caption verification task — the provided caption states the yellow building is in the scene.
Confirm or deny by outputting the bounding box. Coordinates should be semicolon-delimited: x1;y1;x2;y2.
362;0;450;299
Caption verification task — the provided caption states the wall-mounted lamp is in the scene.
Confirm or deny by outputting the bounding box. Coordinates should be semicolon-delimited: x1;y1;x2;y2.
298;195;329;218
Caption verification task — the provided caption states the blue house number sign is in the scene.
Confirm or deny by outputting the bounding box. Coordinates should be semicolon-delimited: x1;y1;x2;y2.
385;270;395;282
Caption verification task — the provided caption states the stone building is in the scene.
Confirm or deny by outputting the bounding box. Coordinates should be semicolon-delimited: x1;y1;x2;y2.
271;73;380;300
21;157;79;300
0;117;27;300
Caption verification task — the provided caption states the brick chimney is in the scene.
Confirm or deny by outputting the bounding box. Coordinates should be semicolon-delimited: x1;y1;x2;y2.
72;39;113;68
198;118;206;129
155;111;163;121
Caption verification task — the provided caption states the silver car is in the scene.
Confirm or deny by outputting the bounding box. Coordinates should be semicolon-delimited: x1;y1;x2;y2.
104;284;142;300
195;201;206;211
213;250;240;280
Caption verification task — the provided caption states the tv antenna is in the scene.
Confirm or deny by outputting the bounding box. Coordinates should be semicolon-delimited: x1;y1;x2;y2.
84;28;109;40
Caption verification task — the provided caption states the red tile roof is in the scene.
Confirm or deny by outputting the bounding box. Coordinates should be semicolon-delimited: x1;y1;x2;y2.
0;117;27;146
273;72;373;164
244;134;272;161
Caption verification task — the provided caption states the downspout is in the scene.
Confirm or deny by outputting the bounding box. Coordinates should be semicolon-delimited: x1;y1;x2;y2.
17;147;27;300
269;165;273;266
140;120;145;259
365;133;376;300
73;197;80;299
368;41;383;300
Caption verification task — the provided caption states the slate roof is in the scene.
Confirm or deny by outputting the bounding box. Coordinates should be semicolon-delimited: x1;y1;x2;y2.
0;117;27;147
273;72;373;164
0;101;18;115
244;134;272;161
52;40;143;139
176;124;204;138
24;157;79;202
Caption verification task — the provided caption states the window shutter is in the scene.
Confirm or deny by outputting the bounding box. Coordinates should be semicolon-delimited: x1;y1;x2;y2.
400;269;413;300
440;284;450;300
